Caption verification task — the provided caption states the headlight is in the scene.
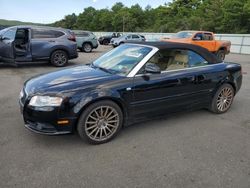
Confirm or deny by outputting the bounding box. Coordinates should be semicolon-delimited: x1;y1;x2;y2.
29;96;63;107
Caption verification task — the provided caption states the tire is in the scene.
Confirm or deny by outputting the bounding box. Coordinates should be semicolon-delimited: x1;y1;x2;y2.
103;39;109;45
210;83;235;114
50;50;68;67
216;50;226;61
82;43;93;53
77;100;123;144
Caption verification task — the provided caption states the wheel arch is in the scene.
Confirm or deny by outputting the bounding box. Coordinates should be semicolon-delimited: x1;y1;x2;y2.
218;46;226;52
214;80;236;98
49;48;70;59
82;41;93;47
74;96;128;131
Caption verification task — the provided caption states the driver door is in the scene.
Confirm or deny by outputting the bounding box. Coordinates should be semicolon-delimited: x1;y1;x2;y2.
130;49;213;121
0;27;17;63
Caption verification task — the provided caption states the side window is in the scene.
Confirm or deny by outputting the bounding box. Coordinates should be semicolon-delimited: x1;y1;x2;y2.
2;28;16;40
75;32;89;37
137;49;189;74
188;51;208;67
203;33;213;41
166;50;189;70
132;35;140;39
126;35;132;39
193;33;203;40
31;29;64;39
138;49;209;74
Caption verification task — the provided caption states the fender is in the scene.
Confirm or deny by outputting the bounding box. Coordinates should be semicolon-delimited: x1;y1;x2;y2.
49;45;70;56
73;88;128;116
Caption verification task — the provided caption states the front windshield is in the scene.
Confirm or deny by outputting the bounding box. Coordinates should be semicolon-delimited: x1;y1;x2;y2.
92;44;152;76
0;28;8;35
172;31;194;39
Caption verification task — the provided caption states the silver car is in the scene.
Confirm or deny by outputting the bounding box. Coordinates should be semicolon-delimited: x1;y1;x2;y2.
0;25;78;67
110;34;146;47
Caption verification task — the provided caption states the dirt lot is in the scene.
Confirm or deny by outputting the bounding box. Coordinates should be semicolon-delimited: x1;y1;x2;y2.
0;46;249;188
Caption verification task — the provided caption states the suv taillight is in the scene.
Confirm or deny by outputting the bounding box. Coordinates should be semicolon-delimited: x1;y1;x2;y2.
68;34;76;42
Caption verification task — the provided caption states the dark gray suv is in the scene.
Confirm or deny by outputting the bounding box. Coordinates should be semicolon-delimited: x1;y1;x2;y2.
0;26;78;67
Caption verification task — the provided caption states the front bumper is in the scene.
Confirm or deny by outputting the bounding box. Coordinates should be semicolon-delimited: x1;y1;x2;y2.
20;92;77;135
24;121;71;135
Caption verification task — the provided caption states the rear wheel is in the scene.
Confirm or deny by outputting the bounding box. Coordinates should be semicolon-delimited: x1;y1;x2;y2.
77;100;123;144
103;39;109;45
210;84;235;114
82;43;93;53
216;50;226;61
50;50;68;67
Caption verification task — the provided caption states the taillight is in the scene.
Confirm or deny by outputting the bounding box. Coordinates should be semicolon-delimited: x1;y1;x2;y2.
68;34;76;42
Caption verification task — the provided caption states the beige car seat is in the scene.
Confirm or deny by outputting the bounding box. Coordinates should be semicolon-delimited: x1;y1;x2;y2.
167;53;188;70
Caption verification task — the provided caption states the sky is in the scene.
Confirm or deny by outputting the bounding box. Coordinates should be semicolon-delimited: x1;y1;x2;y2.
0;0;169;24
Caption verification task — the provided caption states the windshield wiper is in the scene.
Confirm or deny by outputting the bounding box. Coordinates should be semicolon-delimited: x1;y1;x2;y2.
90;62;114;74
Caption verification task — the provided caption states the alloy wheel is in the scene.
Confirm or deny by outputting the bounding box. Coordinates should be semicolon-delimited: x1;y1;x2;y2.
54;52;67;66
84;106;120;141
216;87;234;112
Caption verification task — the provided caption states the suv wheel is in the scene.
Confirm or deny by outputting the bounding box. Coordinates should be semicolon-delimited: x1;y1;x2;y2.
82;43;93;53
77;100;123;144
50;50;68;67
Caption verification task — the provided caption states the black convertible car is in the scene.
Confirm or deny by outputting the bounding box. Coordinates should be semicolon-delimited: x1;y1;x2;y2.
19;42;242;144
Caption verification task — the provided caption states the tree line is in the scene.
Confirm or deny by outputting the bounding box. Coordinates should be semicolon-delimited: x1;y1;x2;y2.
53;0;250;34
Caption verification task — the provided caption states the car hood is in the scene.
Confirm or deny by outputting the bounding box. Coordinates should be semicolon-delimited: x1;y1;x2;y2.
24;65;120;94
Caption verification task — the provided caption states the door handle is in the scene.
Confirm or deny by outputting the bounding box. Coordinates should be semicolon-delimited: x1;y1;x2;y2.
48;40;55;42
196;75;206;83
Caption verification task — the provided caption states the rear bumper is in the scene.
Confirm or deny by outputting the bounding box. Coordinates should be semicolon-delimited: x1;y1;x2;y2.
69;52;78;60
93;43;98;49
98;39;104;44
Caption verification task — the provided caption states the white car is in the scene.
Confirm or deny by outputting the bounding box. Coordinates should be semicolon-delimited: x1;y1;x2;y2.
110;34;146;47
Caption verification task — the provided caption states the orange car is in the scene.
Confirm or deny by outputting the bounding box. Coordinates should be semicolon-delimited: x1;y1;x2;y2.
162;31;231;61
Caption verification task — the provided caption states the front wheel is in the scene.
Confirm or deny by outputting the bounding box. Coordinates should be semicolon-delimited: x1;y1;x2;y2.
210;84;235;114
77;100;123;144
50;50;68;67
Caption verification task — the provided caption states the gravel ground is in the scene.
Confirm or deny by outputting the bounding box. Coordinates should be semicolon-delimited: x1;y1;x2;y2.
0;46;249;188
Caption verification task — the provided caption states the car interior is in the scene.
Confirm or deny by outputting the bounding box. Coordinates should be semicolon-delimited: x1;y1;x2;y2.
194;33;213;41
14;29;29;56
144;49;189;72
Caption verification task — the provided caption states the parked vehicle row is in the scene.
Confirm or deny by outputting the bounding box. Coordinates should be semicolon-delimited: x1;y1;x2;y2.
98;32;122;45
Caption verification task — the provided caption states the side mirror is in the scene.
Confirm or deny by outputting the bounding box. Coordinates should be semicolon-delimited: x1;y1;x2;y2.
145;63;161;74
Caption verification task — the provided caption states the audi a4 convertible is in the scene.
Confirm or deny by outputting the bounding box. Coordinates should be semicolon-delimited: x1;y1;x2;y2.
19;42;242;144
